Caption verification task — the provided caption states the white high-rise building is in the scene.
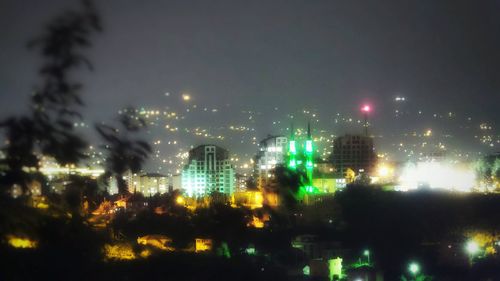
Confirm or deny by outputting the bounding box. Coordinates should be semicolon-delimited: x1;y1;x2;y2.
254;136;288;189
181;145;235;197
126;172;168;196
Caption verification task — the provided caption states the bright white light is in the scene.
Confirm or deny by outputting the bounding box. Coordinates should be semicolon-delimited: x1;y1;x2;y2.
182;94;191;101
466;240;480;255
409;262;420;275
397;161;476;192
377;164;393;178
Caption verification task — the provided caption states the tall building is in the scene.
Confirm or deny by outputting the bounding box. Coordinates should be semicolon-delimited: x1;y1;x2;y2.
332;134;376;176
288;123;315;191
255;135;288;189
181;145;235;197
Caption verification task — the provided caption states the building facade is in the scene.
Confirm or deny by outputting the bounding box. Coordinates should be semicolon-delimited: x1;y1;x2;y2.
181;145;235;197
287;123;315;191
331;134;376;176
254;135;288;189
126;172;168;196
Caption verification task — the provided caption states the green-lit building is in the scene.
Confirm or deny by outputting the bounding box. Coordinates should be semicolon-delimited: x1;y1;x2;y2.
181;145;235;197
287;123;318;194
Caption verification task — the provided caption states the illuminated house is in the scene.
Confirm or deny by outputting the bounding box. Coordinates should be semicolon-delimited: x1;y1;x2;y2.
181;145;235;197
255;135;288;189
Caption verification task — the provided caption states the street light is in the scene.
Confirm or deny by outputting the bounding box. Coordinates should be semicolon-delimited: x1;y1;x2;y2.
363;249;370;265
465;240;480;266
182;93;191;101
176;196;185;205
408;262;420;275
465;240;479;255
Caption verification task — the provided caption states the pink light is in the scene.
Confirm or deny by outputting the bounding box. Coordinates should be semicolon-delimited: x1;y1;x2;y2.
361;105;371;113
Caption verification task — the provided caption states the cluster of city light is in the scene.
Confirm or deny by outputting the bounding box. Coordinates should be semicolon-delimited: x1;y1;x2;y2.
397;161;476;192
137;235;174;251
7;235;38;249
103;243;137;260
40;166;105;178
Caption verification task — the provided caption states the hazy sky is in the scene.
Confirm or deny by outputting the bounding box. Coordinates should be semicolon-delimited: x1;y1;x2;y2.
1;0;500;129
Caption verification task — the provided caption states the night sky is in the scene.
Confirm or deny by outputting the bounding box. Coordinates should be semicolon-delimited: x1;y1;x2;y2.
1;0;499;165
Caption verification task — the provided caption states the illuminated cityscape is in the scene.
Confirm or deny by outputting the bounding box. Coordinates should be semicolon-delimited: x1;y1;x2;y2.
1;1;500;281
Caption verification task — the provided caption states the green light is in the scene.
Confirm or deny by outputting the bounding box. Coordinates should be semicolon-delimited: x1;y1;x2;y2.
289;159;296;168
304;185;320;194
408;262;420;275
306;160;313;168
245;247;256;255
363;249;371;265
305;140;313;153
329;257;343;279
289;141;296;154
302;265;310;276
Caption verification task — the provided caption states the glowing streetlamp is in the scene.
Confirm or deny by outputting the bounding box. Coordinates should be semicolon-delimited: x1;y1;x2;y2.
408;262;420;276
176;196;185;205
361;104;371;137
363;249;371;265
465;240;480;266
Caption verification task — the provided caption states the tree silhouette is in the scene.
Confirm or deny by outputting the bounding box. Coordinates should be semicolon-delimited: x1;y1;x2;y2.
0;0;101;197
28;0;100;165
269;165;305;211
96;107;152;195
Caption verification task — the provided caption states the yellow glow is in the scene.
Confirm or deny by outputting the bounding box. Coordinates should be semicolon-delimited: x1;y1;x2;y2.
115;199;127;208
103;243;136;260
378;166;389;177
137;235;174;251
139;249;152;258
36;202;49;209
254;192;263;207
345;168;356;183
182;94;191;101
7;235;38;249
248;216;265;228
195;238;212;252
231;191;264;209
466;231;497;256
176;196;185;205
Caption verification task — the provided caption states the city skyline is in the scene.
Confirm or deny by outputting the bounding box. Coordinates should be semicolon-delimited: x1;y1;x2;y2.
2;2;500;280
1;0;499;128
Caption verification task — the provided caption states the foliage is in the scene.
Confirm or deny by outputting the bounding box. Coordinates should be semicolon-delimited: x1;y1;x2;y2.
96;107;151;195
400;275;433;281
0;0;101;195
267;165;305;212
475;156;500;189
